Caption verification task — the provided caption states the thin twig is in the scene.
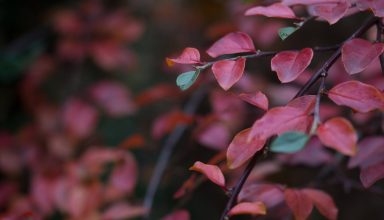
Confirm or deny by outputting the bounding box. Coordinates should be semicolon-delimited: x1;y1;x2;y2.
376;21;384;74
143;85;208;219
294;15;379;98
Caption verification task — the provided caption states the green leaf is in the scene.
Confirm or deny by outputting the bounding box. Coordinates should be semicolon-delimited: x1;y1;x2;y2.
278;27;298;41
270;132;309;153
176;70;199;90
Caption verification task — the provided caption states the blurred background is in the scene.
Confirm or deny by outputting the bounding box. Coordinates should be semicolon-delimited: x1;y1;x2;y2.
0;0;383;219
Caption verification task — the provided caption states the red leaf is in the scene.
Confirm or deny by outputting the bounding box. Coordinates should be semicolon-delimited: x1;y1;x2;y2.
108;152;137;195
239;91;269;111
189;161;225;188
152;110;193;139
249;106;311;141
245;3;298;19
302;189;338;220
89;81;136;117
317;117;357;156
196;121;231;150
238;184;285;208
271;48;314;83
287;95;316;115
228;202;266;217
356;0;384;17
162;209;190;220
62;98;99;139
102;202;147;220
360;161;384;188
282;0;342;5
309;2;350;25
284;189;313;220
135;83;180;107
348;136;384;169
328;80;384;113
206;32;255;58
212;58;246;91
227;128;267;169
341;38;384;74
166;47;201;66
118;133;145;149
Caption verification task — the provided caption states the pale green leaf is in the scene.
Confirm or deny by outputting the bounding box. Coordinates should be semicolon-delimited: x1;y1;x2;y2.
270;132;309;153
278;27;298;41
176;70;199;90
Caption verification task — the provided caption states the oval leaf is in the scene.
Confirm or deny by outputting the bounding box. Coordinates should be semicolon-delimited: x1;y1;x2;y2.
341;38;384;74
287;95;316;115
189;161;225;188
239;91;269;111
227;128;267;169
270;132;309;153
317;117;357;156
360;161;384;188
309;2;350;25
245;3;298;19
278;26;298;41
328;80;384;113
212;58;246;91
228;202;267;217
271;48;313;83
284;189;313;220
166;47;201;66
302;189;338;220
176;70;199;91
206;32;255;58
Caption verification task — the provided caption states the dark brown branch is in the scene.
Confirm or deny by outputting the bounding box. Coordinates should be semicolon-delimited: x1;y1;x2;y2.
294;15;379;98
219;15;379;220
143;85;208;219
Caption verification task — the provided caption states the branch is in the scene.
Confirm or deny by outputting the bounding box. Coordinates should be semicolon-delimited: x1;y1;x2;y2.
294;15;379;98
218;15;379;220
143;85;208;219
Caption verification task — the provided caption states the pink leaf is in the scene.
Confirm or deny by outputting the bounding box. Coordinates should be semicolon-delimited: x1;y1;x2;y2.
108;152;138;195
89;81;136;117
239;91;269;111
162;209;190;220
287;95;316;115
212;58;246;91
239;184;285;208
189;161;225;188
228;202;266;217
348;136;384;169
166;47;201;66
227;128;267;169
341;38;384;74
302;189;338;220
360;161;384;188
102;202;147;220
282;0;343;6
328;80;384;113
284;189;313;220
309;2;350;24
356;0;384;17
206;32;255;58
196;121;231;150
245;3;298;19
249;106;311;141
317;117;357;156
271;48;314;83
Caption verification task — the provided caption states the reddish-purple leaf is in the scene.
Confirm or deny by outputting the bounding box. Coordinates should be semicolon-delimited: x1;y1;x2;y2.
228;202;266;217
302;189;338;220
341;38;384;74
287;95;316;115
249;106;311;141
108;152;137;195
360;161;384;188
227;128;267;169
166;47;201;65
271;48;314;83
239;184;285;208
196;121;231;150
348;136;384;169
102;203;147;220
189;161;225;188
152;110;193;139
356;0;384;17
245;3;298;19
239;91;269;111
284;189;313;220
309;2;350;24
212;58;246;91
317;117;357;156
162;209;190;220
282;0;342;5
206;32;255;58
328;80;384;113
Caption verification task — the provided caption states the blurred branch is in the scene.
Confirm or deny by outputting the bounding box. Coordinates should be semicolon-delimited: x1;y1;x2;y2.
143;84;208;219
376;21;384;74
